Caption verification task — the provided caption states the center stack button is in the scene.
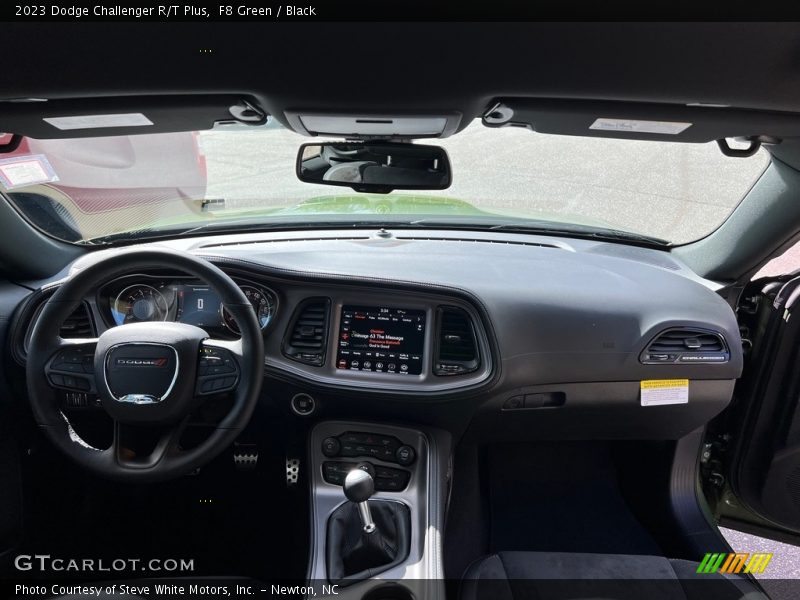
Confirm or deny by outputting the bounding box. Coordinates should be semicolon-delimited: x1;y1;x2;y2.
322;437;341;457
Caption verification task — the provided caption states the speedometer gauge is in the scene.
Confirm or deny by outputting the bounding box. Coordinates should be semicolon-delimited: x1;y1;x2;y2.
222;285;276;333
111;284;169;325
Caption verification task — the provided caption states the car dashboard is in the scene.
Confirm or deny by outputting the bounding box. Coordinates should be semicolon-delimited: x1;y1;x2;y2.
8;227;744;441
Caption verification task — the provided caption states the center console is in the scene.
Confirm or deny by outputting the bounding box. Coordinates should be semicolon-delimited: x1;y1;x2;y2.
307;421;451;599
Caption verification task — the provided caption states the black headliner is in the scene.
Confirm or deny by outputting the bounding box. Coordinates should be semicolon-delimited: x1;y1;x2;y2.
3;23;800;122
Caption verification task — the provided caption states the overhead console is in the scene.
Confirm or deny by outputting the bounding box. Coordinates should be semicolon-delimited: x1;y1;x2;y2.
283;111;462;138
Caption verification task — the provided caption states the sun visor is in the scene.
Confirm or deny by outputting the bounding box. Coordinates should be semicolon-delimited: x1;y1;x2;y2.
483;99;800;143
284;111;462;138
0;95;267;139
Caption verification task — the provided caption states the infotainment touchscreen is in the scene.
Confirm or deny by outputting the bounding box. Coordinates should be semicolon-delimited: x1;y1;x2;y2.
336;306;425;375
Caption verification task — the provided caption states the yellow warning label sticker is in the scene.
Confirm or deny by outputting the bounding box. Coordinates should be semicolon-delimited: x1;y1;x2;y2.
640;379;689;406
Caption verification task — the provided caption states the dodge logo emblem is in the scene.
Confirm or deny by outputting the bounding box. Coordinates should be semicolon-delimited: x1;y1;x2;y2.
115;357;169;367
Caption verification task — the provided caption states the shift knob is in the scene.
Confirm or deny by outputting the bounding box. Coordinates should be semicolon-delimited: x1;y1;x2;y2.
344;469;376;534
344;468;375;502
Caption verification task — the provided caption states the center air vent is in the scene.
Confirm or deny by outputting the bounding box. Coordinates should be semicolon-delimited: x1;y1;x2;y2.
282;298;330;366
640;327;729;364
434;306;480;376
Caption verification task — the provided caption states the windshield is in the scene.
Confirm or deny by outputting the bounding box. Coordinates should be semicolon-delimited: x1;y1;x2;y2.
0;120;769;245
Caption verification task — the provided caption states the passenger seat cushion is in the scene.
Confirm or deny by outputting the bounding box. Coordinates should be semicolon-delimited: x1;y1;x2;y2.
460;552;768;600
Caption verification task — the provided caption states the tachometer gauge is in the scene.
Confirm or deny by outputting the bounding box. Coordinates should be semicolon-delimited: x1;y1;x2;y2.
111;284;169;325
222;285;276;332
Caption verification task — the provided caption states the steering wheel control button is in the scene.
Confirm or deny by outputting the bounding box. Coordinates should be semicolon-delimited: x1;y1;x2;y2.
48;345;98;392
290;393;316;416
322;437;341;457
395;445;416;466
196;346;240;396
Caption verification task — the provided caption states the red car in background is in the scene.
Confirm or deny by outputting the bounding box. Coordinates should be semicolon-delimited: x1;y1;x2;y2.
0;131;207;241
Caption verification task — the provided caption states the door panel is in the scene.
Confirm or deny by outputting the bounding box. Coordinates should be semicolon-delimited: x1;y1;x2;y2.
716;275;800;536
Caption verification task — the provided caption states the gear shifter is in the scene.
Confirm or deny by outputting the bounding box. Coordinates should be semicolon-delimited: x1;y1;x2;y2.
326;467;411;583
344;469;376;533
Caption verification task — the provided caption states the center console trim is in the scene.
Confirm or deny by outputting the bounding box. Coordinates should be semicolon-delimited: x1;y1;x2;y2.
307;420;451;599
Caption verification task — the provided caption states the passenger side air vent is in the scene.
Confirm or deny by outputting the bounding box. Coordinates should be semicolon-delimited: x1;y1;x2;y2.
434;306;480;376
282;298;331;366
640;328;729;364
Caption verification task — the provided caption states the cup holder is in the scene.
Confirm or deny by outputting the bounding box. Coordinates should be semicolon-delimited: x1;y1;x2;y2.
362;583;415;600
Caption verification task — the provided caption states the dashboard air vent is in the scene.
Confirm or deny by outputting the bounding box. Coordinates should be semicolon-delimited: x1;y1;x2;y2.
60;303;94;338
20;301;95;362
640;328;729;364
282;298;330;366
434;307;480;376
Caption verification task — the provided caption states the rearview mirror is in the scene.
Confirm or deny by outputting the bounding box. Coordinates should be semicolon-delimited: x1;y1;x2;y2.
296;142;451;193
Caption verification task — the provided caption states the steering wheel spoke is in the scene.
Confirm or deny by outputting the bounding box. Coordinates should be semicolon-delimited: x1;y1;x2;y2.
108;417;190;470
45;337;99;394
196;338;242;396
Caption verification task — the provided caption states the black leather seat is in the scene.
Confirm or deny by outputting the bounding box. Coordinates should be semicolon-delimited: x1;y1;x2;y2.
460;552;768;600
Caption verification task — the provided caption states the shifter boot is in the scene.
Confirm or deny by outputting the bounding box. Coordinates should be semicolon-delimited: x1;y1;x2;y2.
326;500;411;584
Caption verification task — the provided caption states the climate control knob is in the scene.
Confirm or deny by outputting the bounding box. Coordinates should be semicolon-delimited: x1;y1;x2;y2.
395;445;415;466
322;437;341;457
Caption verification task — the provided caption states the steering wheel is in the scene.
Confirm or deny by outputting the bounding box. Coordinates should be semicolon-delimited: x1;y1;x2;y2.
26;248;264;482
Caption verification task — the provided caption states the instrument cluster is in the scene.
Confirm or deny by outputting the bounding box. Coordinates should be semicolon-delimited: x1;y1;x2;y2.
100;275;278;336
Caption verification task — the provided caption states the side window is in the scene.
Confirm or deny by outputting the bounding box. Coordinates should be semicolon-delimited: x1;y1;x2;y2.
755;242;800;278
